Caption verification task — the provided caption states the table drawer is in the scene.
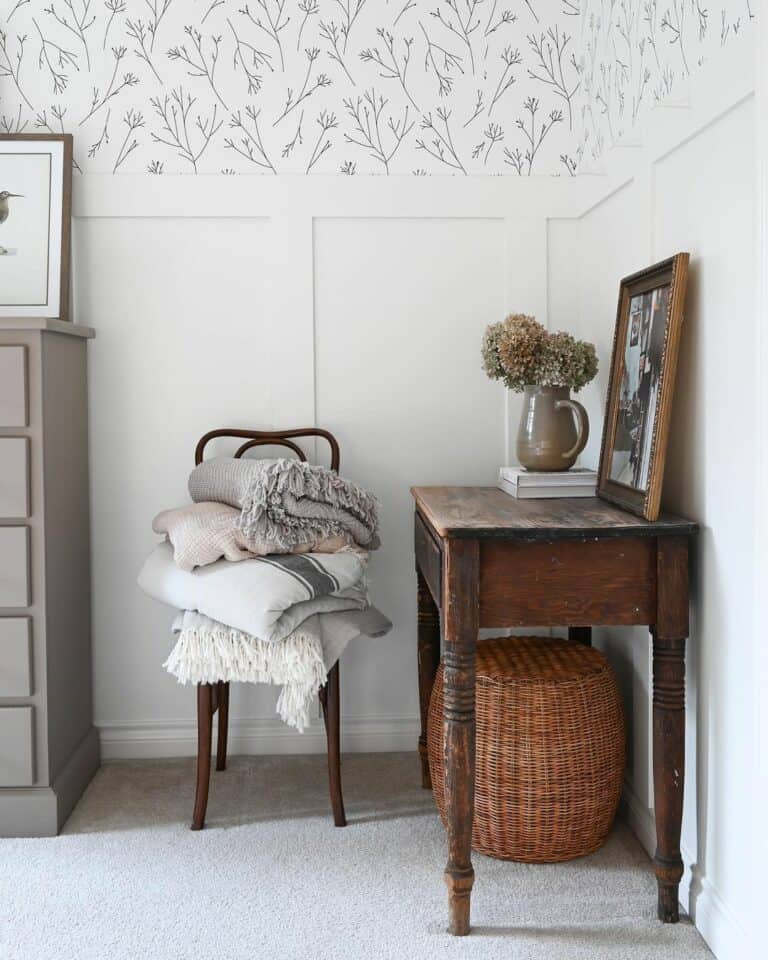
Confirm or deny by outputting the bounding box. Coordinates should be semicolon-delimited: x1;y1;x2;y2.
415;511;442;607
479;537;656;627
0;618;31;697
0;706;34;786
0;438;29;518
0;347;27;427
0;527;30;607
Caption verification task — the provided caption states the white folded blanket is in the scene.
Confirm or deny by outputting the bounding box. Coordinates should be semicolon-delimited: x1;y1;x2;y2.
164;607;392;731
138;541;367;642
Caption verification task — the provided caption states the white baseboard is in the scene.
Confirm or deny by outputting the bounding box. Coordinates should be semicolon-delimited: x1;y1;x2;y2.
621;781;749;960
99;714;421;761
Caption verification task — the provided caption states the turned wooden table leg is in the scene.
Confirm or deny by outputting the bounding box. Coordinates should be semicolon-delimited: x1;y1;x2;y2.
442;539;479;936
417;568;441;790
652;536;689;923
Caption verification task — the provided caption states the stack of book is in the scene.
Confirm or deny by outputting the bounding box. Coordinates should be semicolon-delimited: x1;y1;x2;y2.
498;466;597;499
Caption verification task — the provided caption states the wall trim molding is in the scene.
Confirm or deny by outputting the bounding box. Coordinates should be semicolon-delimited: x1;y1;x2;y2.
99;714;421;761
72;175;594;220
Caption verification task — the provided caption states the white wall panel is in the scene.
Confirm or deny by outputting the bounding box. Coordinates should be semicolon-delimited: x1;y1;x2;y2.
314;217;507;719
654;96;756;957
75;216;284;726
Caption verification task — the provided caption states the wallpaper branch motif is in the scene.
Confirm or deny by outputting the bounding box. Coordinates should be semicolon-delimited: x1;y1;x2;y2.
574;0;754;168
0;0;587;173
0;0;755;173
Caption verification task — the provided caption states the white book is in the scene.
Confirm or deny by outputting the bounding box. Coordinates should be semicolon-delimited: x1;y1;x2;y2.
499;466;598;487
497;477;596;500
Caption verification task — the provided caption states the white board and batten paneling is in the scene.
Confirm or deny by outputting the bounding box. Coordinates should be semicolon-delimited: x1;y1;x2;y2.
76;177;561;758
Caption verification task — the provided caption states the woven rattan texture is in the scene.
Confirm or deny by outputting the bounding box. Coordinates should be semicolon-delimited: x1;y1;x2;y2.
428;636;625;863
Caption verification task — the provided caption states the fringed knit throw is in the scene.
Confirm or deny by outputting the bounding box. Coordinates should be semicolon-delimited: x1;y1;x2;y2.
165;611;326;732
164;606;394;731
188;457;380;554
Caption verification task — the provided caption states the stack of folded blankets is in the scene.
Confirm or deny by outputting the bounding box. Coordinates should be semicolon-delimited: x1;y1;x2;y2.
138;457;390;731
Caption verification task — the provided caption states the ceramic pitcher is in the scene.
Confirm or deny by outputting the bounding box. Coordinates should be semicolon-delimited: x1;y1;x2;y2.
516;385;589;471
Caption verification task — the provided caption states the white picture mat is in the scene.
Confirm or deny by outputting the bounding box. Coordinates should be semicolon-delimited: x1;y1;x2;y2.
0;139;64;318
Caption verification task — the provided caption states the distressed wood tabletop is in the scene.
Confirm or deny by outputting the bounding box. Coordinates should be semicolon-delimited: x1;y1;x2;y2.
411;486;698;540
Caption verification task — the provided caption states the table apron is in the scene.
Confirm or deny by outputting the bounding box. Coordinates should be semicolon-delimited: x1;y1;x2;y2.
415;511;442;608
478;537;657;628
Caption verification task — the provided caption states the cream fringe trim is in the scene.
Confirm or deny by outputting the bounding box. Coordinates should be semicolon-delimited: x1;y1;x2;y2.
163;627;326;732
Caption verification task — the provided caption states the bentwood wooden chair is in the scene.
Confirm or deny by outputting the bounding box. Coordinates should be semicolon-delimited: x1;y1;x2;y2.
190;427;346;831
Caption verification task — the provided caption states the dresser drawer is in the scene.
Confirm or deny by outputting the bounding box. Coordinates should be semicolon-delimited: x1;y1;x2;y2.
0;618;31;696
0;347;27;427
0;528;30;607
0;438;29;518
0;706;34;786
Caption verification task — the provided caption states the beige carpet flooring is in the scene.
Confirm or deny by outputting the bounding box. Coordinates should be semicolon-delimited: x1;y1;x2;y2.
1;752;713;960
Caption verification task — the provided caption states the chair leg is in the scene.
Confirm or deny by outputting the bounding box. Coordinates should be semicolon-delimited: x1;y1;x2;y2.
321;662;347;827
192;683;213;831
216;681;229;771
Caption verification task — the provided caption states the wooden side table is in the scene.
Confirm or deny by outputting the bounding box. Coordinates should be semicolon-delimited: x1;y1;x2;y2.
411;486;698;936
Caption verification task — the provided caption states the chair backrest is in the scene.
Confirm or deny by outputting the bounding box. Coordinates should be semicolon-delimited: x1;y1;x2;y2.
194;427;340;471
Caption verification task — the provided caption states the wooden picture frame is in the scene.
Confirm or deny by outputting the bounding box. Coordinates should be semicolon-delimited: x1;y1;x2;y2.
597;253;689;521
0;134;73;323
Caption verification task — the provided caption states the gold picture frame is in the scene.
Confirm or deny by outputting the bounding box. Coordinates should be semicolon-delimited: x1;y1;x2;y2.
597;253;689;521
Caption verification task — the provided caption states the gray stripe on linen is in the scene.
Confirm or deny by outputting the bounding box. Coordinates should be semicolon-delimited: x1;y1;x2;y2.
257;554;338;598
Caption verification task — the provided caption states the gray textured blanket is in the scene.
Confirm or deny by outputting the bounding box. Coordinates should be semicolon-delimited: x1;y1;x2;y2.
188;457;380;554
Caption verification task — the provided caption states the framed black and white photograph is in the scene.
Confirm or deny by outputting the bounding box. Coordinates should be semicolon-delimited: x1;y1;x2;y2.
597;253;689;521
0;134;72;322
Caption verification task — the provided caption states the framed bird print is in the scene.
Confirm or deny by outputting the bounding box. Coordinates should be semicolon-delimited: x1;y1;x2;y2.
597;253;689;521
0;134;72;322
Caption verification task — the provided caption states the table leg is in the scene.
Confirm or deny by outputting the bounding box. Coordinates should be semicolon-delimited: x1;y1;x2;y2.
442;539;479;936
417;569;441;790
652;536;689;923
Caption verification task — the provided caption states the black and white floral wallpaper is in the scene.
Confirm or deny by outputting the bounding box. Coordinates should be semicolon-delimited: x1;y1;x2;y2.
576;0;755;166
0;0;588;174
0;0;755;174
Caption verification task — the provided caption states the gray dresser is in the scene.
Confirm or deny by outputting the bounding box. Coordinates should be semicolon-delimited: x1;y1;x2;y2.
0;320;99;836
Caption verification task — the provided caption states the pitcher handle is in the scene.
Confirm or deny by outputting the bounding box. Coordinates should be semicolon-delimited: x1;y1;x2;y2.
555;398;589;461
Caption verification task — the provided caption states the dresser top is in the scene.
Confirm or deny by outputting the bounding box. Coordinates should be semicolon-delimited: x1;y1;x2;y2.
0;319;94;338
411;486;698;540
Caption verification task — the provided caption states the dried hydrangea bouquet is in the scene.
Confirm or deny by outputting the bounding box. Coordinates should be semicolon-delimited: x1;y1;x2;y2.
482;315;599;471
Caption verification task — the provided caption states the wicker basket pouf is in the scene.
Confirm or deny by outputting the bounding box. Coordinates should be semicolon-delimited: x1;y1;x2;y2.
427;636;625;863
